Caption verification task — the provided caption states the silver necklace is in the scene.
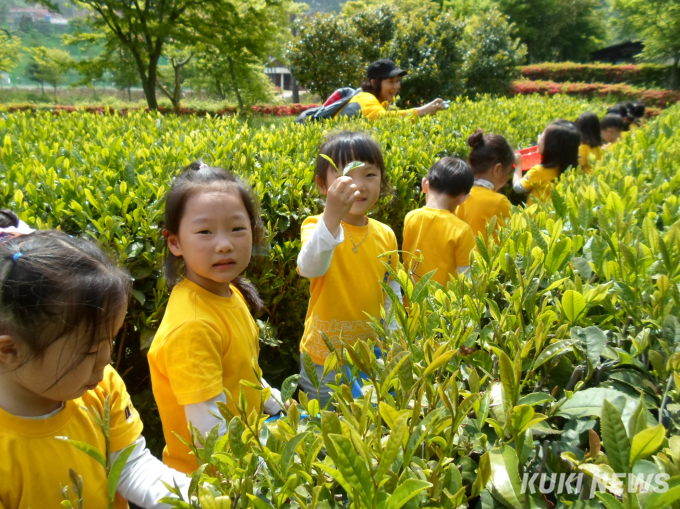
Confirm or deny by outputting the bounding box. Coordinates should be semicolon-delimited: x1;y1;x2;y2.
342;221;370;253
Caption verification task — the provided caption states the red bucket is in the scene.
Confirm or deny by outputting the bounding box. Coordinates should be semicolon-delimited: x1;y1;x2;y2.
517;146;542;170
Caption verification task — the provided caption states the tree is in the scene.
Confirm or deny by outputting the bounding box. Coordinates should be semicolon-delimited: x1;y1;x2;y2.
612;0;680;90
497;0;606;62
189;48;275;109
54;0;297;109
287;14;365;100
460;8;526;97
0;32;22;79
27;47;73;103
386;13;465;106
157;43;193;113
109;49;140;101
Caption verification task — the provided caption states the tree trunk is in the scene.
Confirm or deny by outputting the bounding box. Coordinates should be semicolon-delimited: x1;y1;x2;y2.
670;56;680;91
228;57;245;112
173;63;182;114
292;75;299;103
128;87;132;102
215;78;226;101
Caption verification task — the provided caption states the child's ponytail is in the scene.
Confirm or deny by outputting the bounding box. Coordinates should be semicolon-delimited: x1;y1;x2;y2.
162;161;265;313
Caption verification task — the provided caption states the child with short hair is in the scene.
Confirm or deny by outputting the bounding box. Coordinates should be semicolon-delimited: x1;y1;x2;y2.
630;102;646;131
403;157;475;285
297;131;399;407
0;231;188;508
601;114;624;146
513;120;580;205
0;208;34;243
575;112;603;173
456;129;516;240
149;162;282;474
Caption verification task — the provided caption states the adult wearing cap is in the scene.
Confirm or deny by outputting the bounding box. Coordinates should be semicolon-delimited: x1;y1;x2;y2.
335;59;446;120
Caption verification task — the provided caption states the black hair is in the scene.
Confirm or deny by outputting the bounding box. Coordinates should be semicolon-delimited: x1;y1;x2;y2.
575;112;602;148
540;120;581;175
426;157;474;197
0;209;19;228
0;230;130;374
163;162;265;313
466;129;515;176
361;77;387;99
607;104;628;117
633;102;645;118
601;114;624;131
315;131;391;196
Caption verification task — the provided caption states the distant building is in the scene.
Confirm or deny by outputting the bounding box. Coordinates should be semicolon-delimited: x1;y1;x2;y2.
7;7;51;22
590;41;644;64
265;59;292;91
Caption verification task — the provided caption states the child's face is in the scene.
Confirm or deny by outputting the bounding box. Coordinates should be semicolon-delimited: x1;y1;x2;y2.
602;127;622;144
320;162;382;217
168;189;253;297
6;305;125;407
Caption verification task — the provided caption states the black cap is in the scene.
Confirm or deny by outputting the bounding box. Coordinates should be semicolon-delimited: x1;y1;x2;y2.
367;59;407;80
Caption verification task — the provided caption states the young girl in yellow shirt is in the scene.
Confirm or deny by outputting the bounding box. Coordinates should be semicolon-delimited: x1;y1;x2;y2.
456;129;517;239
0;231;188;508
575;112;603;173
148;162;282;474
403;157;475;285
297;131;399;408
513;120;581;205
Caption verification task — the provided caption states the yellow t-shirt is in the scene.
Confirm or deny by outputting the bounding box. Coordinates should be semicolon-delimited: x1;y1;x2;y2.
456;185;512;240
0;366;142;509
299;216;398;365
403;207;475;287
578;144;603;174
335;91;416;120
522;164;560;205
148;279;262;474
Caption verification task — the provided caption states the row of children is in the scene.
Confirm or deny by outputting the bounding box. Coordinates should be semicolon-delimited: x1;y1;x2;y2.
0;104;634;507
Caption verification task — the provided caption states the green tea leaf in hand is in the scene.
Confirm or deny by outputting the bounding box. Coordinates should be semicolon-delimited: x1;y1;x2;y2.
342;161;365;175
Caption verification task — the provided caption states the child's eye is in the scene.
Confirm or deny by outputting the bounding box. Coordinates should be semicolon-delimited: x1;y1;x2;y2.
233;227;247;232
197;230;211;234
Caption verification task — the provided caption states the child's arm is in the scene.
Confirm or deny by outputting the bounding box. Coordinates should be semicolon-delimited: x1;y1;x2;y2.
298;176;359;278
512;153;528;194
298;218;345;278
114;436;190;508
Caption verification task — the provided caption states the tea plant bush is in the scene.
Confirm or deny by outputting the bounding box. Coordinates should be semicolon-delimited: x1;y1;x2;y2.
165;104;680;508
520;63;673;88
0;94;610;454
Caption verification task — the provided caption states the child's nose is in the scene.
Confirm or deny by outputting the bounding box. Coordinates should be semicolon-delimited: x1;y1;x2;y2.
216;234;234;252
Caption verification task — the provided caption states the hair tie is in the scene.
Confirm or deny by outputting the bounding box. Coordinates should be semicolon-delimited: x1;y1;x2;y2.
12;252;23;261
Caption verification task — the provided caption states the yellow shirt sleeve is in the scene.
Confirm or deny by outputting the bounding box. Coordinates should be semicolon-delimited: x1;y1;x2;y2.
161;320;225;406
358;93;416;120
497;196;512;225
456;226;476;268
522;167;538;191
93;366;144;452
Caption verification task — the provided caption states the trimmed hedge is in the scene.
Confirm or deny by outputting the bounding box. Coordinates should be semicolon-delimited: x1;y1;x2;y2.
0;103;318;117
520;62;673;88
510;80;678;110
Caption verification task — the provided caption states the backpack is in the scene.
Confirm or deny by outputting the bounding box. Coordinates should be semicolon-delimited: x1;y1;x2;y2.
295;87;361;123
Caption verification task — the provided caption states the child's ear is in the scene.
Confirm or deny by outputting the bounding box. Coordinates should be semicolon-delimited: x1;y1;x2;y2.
421;178;429;193
0;335;22;369
166;232;183;257
315;175;329;195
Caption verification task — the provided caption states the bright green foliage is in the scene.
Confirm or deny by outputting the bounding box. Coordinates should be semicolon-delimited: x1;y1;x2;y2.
612;0;680;90
460;8;526;98
497;0;607;63
26;47;74;103
287;13;366;99
0;33;22;75
386;13;465;106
